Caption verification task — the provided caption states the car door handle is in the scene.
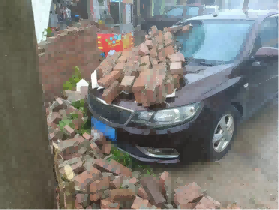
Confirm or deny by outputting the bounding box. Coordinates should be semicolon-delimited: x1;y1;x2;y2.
252;61;261;67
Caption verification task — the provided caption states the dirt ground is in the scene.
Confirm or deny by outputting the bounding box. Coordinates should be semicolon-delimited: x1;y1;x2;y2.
152;98;278;209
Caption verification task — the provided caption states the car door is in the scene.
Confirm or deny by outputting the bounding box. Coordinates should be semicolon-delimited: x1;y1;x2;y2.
245;14;278;116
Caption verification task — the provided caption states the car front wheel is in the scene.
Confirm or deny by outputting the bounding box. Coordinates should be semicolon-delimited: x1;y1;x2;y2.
203;106;240;162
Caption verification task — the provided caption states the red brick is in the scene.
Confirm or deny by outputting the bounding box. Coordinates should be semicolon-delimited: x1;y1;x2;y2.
173;74;182;89
90;176;111;193
113;62;124;71
83;132;92;140
118;56;127;63
71;162;85;174
140;55;151;68
91;129;107;146
63;125;75;137
73;168;101;191
170;62;183;75
109;189;135;202
168;52;185;63
101;141;111;154
48;112;62;124
138;43;150;56
72;118;84;130
61;152;82;161
164;32;174;47
164;45;175;57
110;176;123;189
65;105;78;115
141;176;166;207
174;182;203;208
159;171;169;197
120;75;136;92
90;142;102;154
98;71;122;88
145;40;153;49
101;198;120;209
93;159;132;177
194;196;220;209
101;81;122;105
131;196;152;209
150;48;158;58
137;187;149;200
145;34;151;40
132;70;150;93
56;97;64;105
90;192;101;202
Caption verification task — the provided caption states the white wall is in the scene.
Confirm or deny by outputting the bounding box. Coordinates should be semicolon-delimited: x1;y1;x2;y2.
31;0;52;43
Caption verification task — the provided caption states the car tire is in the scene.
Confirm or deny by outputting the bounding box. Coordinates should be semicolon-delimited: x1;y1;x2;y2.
202;106;240;162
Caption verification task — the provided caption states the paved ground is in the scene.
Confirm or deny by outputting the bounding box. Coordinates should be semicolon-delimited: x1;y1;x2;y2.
152;99;278;209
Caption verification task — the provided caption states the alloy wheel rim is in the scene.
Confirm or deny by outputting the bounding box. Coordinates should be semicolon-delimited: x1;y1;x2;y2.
212;114;234;153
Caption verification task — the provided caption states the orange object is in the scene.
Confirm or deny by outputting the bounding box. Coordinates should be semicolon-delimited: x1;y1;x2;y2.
97;32;134;57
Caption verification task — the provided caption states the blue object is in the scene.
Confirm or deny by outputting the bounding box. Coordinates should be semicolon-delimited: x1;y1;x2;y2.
114;35;118;39
75;15;79;17
112;41;115;44
110;37;113;40
91;117;116;141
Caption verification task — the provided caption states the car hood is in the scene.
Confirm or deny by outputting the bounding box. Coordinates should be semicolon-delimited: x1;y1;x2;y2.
113;63;235;112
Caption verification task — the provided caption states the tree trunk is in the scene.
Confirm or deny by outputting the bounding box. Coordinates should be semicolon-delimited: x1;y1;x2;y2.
0;0;55;208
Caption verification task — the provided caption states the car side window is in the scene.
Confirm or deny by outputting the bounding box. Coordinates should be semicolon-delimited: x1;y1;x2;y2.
258;15;278;48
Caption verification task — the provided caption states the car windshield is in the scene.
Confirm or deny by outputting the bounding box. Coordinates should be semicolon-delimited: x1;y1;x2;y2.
165;7;183;17
175;20;254;64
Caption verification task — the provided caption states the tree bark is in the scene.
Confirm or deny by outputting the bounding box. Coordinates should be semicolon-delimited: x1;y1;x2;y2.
0;0;55;208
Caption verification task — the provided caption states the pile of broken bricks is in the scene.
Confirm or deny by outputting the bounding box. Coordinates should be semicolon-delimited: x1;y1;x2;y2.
94;25;189;107
46;94;240;209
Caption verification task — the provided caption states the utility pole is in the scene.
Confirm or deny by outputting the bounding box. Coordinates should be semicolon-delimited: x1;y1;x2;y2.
0;0;55;208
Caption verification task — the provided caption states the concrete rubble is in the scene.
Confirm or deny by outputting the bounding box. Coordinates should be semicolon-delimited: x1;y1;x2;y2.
94;25;191;107
45;26;240;210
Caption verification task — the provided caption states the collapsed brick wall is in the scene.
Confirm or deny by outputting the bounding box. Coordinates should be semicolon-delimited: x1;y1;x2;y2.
38;24;104;103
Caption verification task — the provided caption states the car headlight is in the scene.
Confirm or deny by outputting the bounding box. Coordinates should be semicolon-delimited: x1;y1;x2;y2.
130;102;201;128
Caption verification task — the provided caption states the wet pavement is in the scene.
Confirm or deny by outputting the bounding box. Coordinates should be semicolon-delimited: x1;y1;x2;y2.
152;99;278;209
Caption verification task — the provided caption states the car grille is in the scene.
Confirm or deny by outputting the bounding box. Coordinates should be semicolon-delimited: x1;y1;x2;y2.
88;96;133;125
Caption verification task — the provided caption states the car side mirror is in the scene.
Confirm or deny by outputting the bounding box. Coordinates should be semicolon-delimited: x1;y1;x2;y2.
255;47;278;60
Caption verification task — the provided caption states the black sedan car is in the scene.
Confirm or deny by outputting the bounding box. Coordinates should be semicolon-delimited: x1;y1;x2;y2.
87;10;278;163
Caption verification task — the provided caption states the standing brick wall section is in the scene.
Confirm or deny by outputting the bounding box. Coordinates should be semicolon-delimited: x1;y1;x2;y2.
38;24;103;102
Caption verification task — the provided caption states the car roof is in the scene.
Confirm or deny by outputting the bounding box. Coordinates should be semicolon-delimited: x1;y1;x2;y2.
185;9;278;21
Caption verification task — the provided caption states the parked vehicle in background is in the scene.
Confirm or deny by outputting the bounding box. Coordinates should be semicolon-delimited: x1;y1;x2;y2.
141;3;205;32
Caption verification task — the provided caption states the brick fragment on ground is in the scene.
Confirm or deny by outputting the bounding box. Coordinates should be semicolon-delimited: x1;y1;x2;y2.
141;176;166;207
101;141;111;154
109;189;136;202
73;168;101;192
131;196;152;209
63;125;75;138
101;198;120;209
170;62;183;75
75;193;89;207
118;55;127;63
174;182;203;209
93;159;132;177
150;47;158;58
90;192;101;202
48;112;62;124
194;196;220;209
83;132;92;140
101;81;122;105
140;55;151;68
137;186;149;200
72;118;84;130
90;176;111;193
65;105;78;115
91;128;106;146
110;176;124;189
